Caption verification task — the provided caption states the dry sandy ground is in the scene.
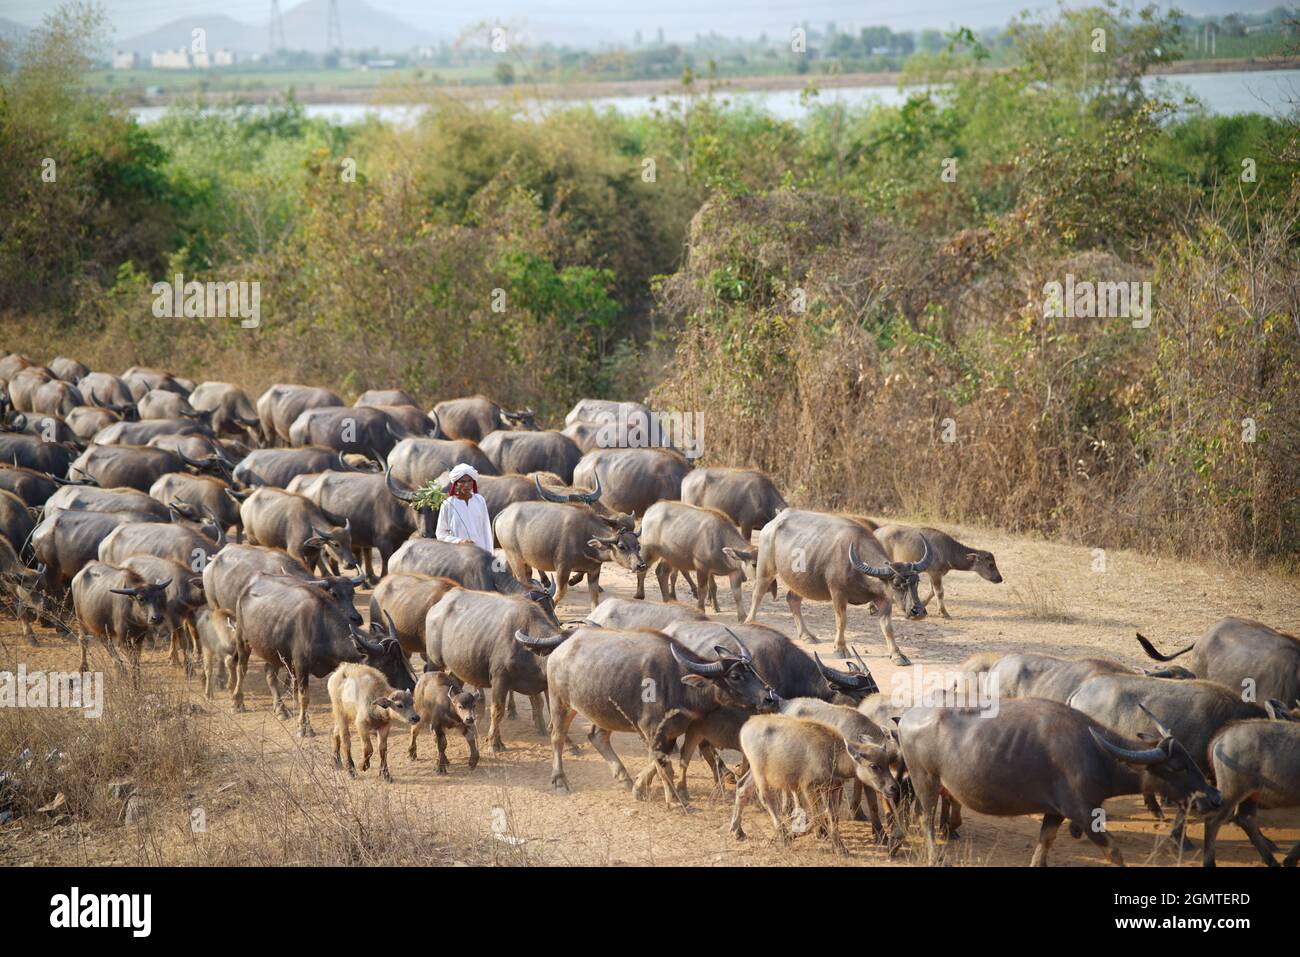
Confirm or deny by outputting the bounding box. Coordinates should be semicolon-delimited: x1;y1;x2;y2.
2;516;1298;867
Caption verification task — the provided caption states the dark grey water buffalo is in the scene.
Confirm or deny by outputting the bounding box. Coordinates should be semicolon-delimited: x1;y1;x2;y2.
479;430;582;483
45;484;172;522
571;447;690;518
68;444;188;491
48;357;89;383
287;468;426;580
368;573;461;657
387;538;527;594
586;596;705;630
1068;673;1268;847
635;500;755;619
232;447;348;488
680;467;787;539
355;388;418;409
200;542;362;627
0;489;35;558
4;410;80;445
560;420;604;454
123;367;189;401
31;509;136;594
0;432;78;477
387;436;499;488
746;508;929;663
70;560;171;675
31;379;83;418
431;395;536;443
989;653;1153;703
1202;720;1300;867
240;486;357;575
874;524;1003;619
81;374;136;415
136;388;203;421
187;381;261;442
899;698;1221;866
149;472;242;534
424;587;564;752
121;554;206;672
65;405;120;440
494;498;646;610
93;417;214;447
563;398;651;429
0;464;59;508
518;624;779;803
288;405;409;460
428;470;553;519
1136;617;1300;706
0;531;42;641
256;383;344;446
232;573;413;730
98;517;225;571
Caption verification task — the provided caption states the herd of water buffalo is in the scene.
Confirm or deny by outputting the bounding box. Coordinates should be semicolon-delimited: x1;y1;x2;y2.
1;352;1298;867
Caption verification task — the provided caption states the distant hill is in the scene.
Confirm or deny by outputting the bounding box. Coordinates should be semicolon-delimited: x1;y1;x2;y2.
0;15;31;46
115;13;262;56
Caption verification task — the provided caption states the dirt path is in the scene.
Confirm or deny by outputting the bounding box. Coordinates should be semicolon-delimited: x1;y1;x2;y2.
3;516;1298;867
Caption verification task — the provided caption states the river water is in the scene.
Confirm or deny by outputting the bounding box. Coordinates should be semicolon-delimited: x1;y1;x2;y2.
131;68;1298;125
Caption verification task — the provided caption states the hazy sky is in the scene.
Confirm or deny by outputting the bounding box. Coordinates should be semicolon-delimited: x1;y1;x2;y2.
0;0;1272;45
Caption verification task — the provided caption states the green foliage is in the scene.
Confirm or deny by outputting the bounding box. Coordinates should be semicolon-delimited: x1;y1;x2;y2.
408;482;448;513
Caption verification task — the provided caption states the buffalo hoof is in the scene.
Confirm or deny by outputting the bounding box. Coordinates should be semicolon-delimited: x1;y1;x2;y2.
890;653;912;666
380;768;393;783
347;767;357;779
733;828;746;842
297;726;315;738
552;777;570;794
467;757;479;771
489;741;506;755
799;634;820;644
231;701;246;714
435;764;448;775
407;748;417;760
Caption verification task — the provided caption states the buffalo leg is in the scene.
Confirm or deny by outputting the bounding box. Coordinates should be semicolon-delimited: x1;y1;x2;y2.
730;770;755;839
377;724;393;781
757;783;790;845
786;591;816;642
587;726;634;790
265;663;290;719
551;564;571;605
548;693;578;792
875;599;909;665
744;566;777;623
586;569;602;611
505;693;518;720
830;590;851;656
359;726;374;772
486;683;508;753
296;675;314;736
1234;800;1279;866
407;720;421;760
433;728;450;773
463;724;480;770
1030;813;1064;866
1081;818;1125;866
654;562;673;602
923;570;951;619
528;692;547;735
909;767;942;865
333;718;356;775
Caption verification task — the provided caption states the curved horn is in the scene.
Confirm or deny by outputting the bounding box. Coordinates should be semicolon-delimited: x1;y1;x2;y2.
721;626;754;664
575;471;601;504
1137;702;1174;740
896;537;932;574
671;642;724;675
385;464;417;502
349;572;367;587
154;577;173;589
848;542;893;579
382;610;399;641
349;623;385;655
514;628;567;652
202;506;227;548
534;474;569;503
426;409;441;438
1089;727;1165;765
814;651;875;691
109;586;141;596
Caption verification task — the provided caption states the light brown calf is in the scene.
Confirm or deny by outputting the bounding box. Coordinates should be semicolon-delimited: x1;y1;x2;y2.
327;663;421;781
408;672;481;774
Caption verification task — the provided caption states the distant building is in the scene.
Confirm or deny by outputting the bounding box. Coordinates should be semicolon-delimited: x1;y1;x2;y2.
213;48;236;66
191;50;210;68
361;59;398;70
151;48;192;69
111;50;138;69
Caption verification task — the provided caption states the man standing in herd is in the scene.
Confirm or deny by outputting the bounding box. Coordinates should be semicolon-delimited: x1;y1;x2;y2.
436;463;494;552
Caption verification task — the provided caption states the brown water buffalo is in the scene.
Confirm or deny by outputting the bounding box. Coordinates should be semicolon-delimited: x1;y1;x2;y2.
92;417;213;447
232;574;414;730
586;596;705;630
989;652;1157;703
6;367;54;412
187;381;261;442
81;373;137;415
0;532;42;642
479;430;583;483
31;509;137;594
518;624;779;803
65;405;120;441
408;671;480;773
123;367;189;401
431;395;535;443
386;436;498;489
0;489;35;557
137;388;203;421
746;508;930;663
494;498;645;609
3;410;80;445
70;560;170;676
98;517;225;570
327;662;422;781
0;464;60;508
44;484;172;522
1202;720;1300;867
355;388;418;409
563;398;650;429
149;472;242;534
680;467;787;539
48;357;89;383
200;542;363;627
873;524;1002;619
899;698;1221;866
387;538;529;595
120;554;206;673
635;500;755;619
571;447;690;517
31;379;84;418
240;486;357;575
232;447;350;488
256;383;344;446
424;587;564;752
1136;617;1300;707
368;572;461;657
0;432;78;477
68;444;188;491
288;405;410;460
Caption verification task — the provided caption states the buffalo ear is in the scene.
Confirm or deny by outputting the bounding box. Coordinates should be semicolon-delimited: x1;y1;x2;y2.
965;553;980;563
680;674;711;689
1135;732;1159;743
303;535;328;547
586;538;606;551
373;697;393;710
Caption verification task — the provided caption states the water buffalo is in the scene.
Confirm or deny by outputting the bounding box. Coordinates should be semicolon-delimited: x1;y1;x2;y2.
136;388;204;421
149;472;242;534
424;587;564;752
81;373;136;415
4;411;81;445
431;395;535;443
0;489;35;556
6;367;54;412
120;554;206;673
874;524;1002;619
0;354;35;387
123;367;189;401
635;500;755;619
0;464;59;508
200;542;363;625
1202;720;1300;867
408;672;480;773
327;662;422;781
232;574;413;730
571;447;690;518
368;572;461;657
98;517;225;570
989;652;1153;703
68;444;189;491
70;560;170;676
387;538;528;594
494;498;646;610
479;430;582;483
518;624;779;803
563;398;650;429
288;405;409;460
45;484;172;522
288;468;427;580
232;446;350;488
92;417;213;447
48;357;89;383
586;596;706;630
746;509;930;663
387;436;498;489
240;486;357;575
427;470;556;519
0;532;42;642
31;509;137;594
355;388;418;409
680;467;787;539
256;383;344;446
1136;617;1300;706
187;381;262;442
31;379;83;418
65;405;120;440
899;698;1221;866
0;432;77;477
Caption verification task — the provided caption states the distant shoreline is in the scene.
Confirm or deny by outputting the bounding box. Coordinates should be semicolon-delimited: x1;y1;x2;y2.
122;55;1300;108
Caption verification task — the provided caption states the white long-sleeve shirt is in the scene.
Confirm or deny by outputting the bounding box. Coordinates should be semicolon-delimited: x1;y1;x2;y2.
435;493;494;552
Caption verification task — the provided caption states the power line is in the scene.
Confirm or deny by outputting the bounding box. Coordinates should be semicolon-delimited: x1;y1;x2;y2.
268;0;285;52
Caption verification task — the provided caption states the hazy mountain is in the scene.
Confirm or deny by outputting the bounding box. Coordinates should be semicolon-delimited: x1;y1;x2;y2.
278;0;445;53
115;13;263;55
0;15;31;45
